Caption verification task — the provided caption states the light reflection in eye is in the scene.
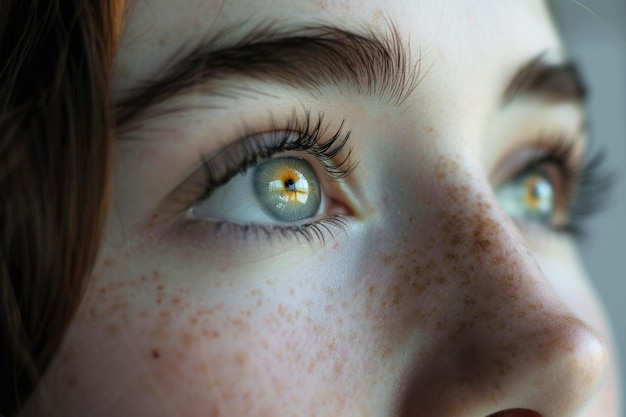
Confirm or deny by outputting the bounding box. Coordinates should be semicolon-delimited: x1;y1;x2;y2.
254;157;321;222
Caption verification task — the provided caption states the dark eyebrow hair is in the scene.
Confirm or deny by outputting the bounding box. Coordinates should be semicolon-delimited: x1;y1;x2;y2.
503;54;587;104
115;23;422;128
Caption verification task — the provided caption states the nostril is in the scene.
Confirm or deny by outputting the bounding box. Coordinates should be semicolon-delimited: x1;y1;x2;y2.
487;409;543;417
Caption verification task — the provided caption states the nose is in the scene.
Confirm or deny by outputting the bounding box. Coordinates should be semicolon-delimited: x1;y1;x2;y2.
391;156;608;417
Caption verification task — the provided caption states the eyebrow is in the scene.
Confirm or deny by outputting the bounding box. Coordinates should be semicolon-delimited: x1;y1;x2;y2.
115;24;587;129
115;23;422;128
503;54;587;104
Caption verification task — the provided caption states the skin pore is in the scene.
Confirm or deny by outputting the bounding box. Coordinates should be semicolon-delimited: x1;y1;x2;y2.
24;1;619;416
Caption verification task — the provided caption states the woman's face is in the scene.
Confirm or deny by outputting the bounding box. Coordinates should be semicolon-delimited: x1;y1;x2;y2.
29;1;620;416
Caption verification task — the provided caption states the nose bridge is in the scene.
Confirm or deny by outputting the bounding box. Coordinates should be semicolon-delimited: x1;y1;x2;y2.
394;155;608;417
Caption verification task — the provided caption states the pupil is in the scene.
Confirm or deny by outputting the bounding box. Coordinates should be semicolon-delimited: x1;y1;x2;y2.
284;178;296;191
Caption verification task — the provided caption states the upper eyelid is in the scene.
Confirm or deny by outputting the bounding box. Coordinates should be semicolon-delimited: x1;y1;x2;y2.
184;113;355;206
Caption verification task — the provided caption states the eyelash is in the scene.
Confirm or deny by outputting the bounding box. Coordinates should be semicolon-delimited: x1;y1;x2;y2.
188;111;355;244
182;118;612;244
515;134;613;237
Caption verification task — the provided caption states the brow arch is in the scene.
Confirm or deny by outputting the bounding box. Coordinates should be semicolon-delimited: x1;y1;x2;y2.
114;21;423;128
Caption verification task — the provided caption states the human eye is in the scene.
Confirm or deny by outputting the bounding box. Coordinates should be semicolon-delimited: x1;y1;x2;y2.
166;111;356;244
495;134;613;236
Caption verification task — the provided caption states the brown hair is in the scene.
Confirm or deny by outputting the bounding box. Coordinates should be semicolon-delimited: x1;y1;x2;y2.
0;0;119;415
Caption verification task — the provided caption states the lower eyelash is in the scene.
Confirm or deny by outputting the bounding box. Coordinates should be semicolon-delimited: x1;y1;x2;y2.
210;214;349;245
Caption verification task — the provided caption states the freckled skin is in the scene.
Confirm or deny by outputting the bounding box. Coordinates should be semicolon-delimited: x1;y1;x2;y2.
23;1;619;417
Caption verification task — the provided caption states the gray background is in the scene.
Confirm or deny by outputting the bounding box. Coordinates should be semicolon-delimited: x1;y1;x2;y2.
552;0;626;409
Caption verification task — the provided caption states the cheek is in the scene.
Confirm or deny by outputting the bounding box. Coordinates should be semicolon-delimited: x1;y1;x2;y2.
42;250;378;416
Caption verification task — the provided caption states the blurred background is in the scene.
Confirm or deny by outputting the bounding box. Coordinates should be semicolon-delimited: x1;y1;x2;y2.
551;0;626;408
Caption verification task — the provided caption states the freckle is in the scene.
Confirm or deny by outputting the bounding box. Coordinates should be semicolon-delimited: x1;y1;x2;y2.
171;296;181;306
256;299;263;307
382;344;393;358
380;253;395;265
444;252;459;262
450;233;462;247
435;275;447;285
139;310;148;318
104;323;120;336
289;288;294;296
478;239;491;250
194;361;209;375
151;349;160;359
233;351;247;365
368;284;376;297
189;316;198;325
158;38;165;46
156;298;162;305
333;360;344;376
181;331;195;347
140;275;148;282
312;325;323;336
211;330;220;339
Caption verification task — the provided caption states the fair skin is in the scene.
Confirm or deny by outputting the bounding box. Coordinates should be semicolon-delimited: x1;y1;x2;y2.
25;1;620;416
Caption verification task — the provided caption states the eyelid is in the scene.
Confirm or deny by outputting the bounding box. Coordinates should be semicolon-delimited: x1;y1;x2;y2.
492;132;613;236
490;133;584;190
156;112;357;225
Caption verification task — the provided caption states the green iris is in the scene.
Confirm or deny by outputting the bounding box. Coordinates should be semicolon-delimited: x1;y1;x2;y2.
253;157;322;222
496;171;555;225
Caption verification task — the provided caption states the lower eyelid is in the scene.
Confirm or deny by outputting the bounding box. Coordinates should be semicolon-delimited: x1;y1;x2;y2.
171;213;350;248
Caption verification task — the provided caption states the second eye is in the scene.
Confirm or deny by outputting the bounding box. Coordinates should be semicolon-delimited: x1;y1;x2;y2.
496;170;556;226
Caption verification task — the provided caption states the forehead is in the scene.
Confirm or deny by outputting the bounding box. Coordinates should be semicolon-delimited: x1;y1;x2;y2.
114;0;561;103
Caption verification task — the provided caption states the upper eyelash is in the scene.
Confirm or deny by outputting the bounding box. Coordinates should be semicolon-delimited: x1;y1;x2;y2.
192;110;355;206
565;147;614;237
